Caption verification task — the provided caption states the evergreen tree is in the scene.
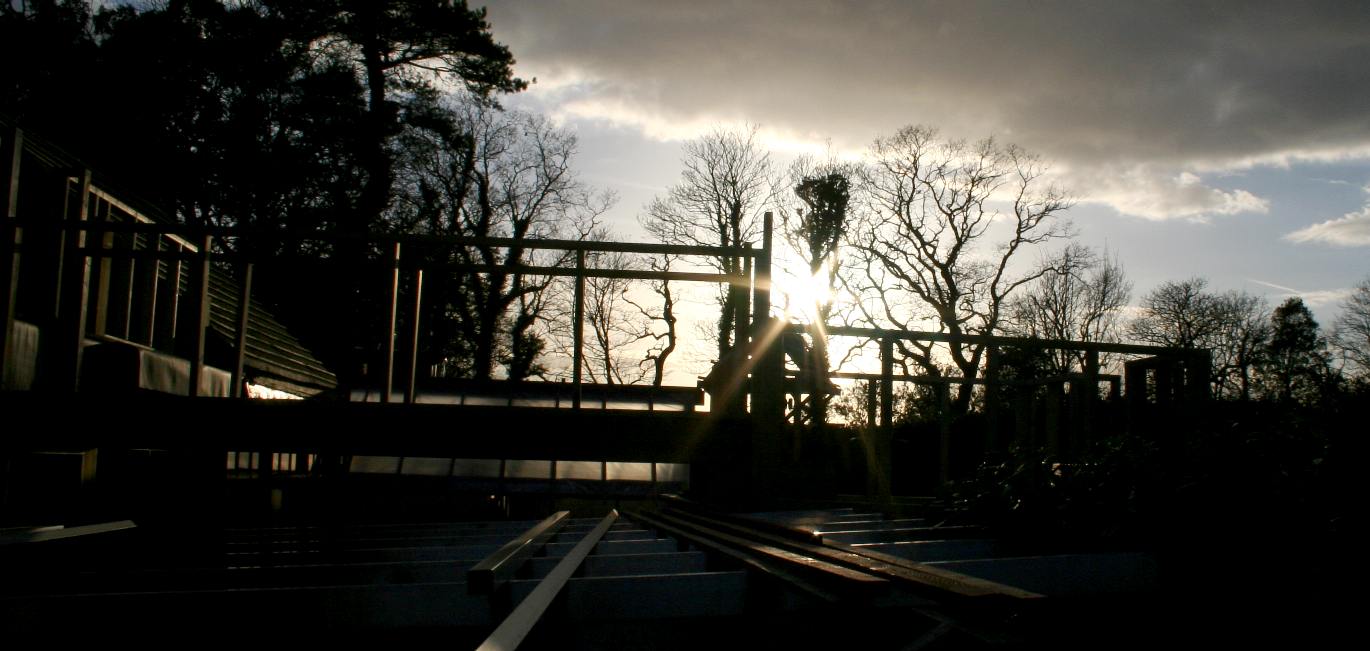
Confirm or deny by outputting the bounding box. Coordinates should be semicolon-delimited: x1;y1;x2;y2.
1259;297;1332;404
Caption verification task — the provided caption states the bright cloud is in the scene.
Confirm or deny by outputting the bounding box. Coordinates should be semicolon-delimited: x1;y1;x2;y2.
1285;205;1370;247
1071;165;1270;221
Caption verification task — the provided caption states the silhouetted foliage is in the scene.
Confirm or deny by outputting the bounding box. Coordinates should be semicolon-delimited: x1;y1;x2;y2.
262;0;527;232
641;125;776;360
2;0;544;383
1334;277;1370;377
784;160;853;424
1258;297;1333;404
394;101;609;380
1129;278;1270;400
847;126;1072;414
1005;245;1131;375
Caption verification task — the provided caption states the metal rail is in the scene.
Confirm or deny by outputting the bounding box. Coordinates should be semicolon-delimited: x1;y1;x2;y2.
467;511;570;594
476;510;618;651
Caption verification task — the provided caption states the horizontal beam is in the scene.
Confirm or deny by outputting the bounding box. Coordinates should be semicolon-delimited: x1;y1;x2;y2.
22;213;760;259
60;247;741;284
804;324;1203;357
438;262;737;284
0;393;712;463
824;371;1122;386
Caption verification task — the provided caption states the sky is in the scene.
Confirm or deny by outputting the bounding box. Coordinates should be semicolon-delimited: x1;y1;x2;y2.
481;0;1370;333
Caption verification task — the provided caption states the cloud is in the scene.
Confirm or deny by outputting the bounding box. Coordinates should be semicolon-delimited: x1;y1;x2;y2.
1285;205;1370;246
1070;165;1269;220
486;0;1370;220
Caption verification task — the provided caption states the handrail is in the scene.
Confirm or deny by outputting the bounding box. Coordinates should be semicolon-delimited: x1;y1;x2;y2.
467;511;570;595
476;510;618;651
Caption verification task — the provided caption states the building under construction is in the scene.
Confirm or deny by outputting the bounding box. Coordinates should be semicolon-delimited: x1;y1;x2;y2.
3;123;1277;648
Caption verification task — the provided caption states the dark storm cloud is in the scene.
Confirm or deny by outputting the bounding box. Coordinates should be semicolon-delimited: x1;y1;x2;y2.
485;0;1370;218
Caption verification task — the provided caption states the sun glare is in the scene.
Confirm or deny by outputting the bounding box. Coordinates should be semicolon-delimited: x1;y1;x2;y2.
782;269;836;321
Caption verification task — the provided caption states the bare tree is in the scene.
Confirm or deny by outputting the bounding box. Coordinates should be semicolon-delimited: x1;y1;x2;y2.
624;254;681;387
640;125;776;359
1128;278;1270;400
393;99;611;380
846;126;1072;413
1334;277;1370;377
1005;245;1132;374
1211;291;1271;401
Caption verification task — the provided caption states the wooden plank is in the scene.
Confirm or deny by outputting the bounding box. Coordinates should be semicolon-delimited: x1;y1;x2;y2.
573;251;584;410
476;510;617;651
405;268;423;404
55;171;93;392
154;240;181;351
84;185;195;249
89;199;114;336
467;510;569;595
0;127;21;381
383;243;399;404
663;507;1041;601
186;233;211;397
0;520;136;545
231;263;252;398
640;510;887;596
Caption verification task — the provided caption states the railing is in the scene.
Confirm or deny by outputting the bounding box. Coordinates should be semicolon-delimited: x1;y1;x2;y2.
2;124;778;408
779;322;1212;484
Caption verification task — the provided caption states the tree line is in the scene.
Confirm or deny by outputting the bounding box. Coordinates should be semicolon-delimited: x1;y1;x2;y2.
636;124;1370;418
6;2;1367;405
3;0;607;387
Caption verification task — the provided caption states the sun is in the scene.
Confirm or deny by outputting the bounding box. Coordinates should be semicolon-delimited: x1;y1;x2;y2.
781;268;836;322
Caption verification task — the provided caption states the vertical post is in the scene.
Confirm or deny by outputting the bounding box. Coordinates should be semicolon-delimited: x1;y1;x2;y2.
750;213;780;421
0;127;21;384
382;242;400;403
752;214;771;332
231;263;253;398
984;346;1000;453
405;269;423;404
1155;361;1174;406
938;381;952;486
55;171;92;392
1080;349;1100;453
879;338;893;432
877;336;894;498
1044;380;1063;456
155;239;183;352
1186;350;1211;403
1014;386;1033;449
572;250;585;410
733;254;750;363
134;236;160;346
749;213;780;505
187;233;211;397
117;231;136;338
865;379;877;428
89;199;112;337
